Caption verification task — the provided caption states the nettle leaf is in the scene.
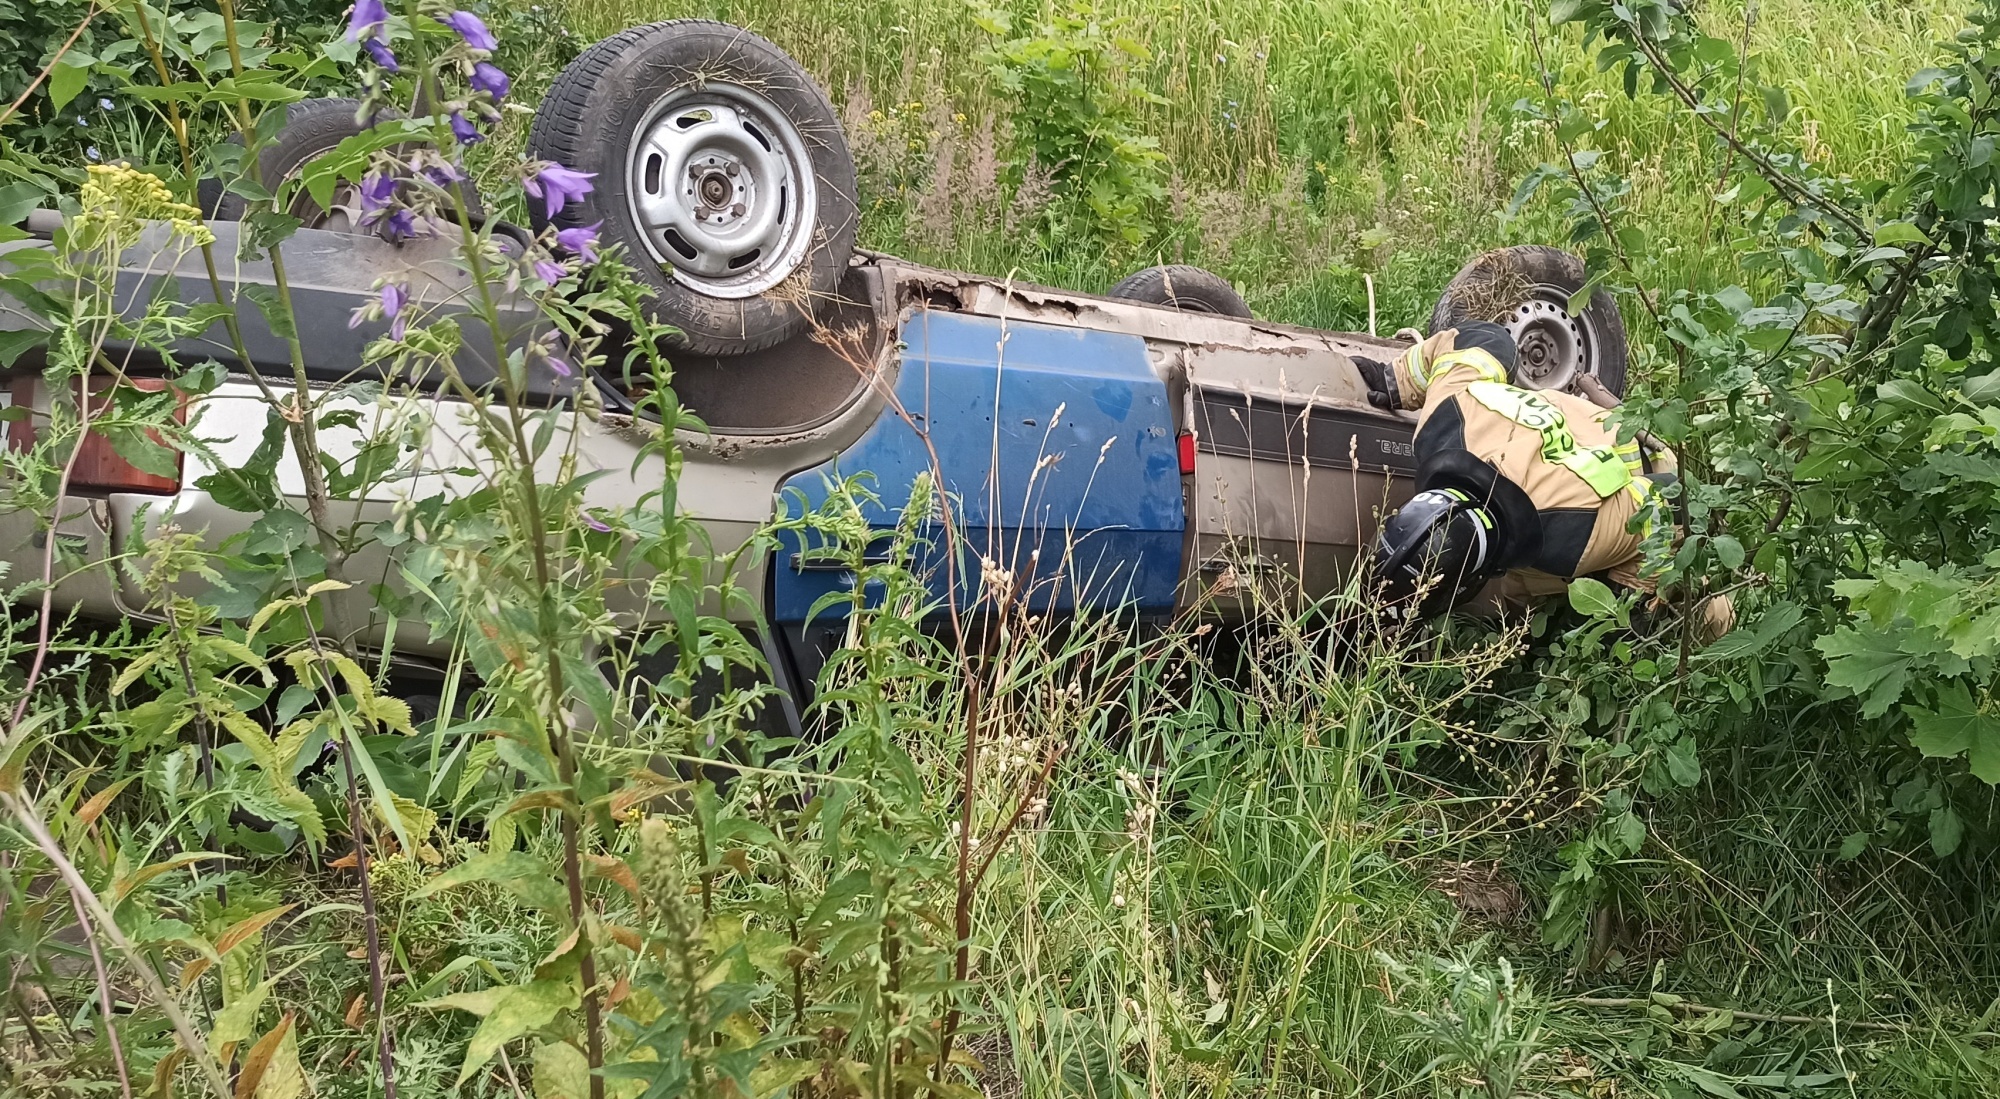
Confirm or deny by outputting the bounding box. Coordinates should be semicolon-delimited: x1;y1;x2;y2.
1903;681;2000;784
422;979;579;1086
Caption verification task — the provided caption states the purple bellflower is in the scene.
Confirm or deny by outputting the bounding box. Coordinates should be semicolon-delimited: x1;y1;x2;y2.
439;11;499;51
346;0;388;41
524;164;596;220
555;222;601;264
358;171;396;213
470;61;510;101
449;110;483;145
381;282;409;339
362;38;400;72
534;258;568;285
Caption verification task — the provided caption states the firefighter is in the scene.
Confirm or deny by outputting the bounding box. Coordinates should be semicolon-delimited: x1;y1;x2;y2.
1354;321;1732;638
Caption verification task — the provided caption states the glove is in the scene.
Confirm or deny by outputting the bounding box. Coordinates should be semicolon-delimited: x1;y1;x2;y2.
1390;328;1468;409
1354;357;1399;411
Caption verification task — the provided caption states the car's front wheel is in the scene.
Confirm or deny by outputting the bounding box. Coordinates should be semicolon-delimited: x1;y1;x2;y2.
528;20;860;357
1429;245;1628;398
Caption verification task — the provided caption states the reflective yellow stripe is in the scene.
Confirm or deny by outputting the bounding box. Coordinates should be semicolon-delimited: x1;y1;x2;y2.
1615;440;1644;478
1468;381;1632;499
1430;349;1509;385
1561;446;1633;498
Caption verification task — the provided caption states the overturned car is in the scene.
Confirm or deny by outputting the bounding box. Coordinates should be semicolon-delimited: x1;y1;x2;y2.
0;20;1629;726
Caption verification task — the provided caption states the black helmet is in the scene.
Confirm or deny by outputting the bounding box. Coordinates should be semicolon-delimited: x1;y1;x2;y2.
1373;487;1502;620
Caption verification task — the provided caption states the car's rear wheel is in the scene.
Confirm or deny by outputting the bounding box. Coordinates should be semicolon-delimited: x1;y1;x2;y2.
1108;264;1253;318
528;20;860;357
197;97;483;230
1429;245;1627;398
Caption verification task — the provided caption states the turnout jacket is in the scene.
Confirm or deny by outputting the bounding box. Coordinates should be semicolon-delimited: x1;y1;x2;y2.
1389;343;1674;591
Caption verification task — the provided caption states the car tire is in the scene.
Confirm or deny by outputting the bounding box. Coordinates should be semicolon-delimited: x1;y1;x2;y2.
528;20;860;357
1428;245;1628;398
1108;264;1253;318
196;97;483;229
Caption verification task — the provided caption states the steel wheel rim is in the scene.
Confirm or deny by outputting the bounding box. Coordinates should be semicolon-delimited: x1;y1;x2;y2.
1504;289;1595;391
625;82;819;299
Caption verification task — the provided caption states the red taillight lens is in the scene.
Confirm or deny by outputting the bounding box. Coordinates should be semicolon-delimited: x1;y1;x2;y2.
1177;431;1197;476
9;376;185;494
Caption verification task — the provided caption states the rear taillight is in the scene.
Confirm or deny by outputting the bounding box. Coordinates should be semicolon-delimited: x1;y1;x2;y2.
1176;430;1197;476
8;376;185;494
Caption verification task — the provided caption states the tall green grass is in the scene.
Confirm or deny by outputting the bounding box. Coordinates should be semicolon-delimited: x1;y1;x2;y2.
554;0;1963;334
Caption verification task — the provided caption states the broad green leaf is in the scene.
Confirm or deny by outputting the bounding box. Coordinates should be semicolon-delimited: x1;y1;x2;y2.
49;59;90;113
196;407;289;513
1877;378;1942;411
1903;682;2000;784
209;975;274;1056
414;851;570;915
1816;627;1916;717
1710;535;1744;571
0;182;42;228
531;1040;591;1099
1662;736;1701;787
1960;371;2000;406
424;979;578;1086
1568;576;1618;618
1837;832;1869;861
1931;806;1965;857
1873;221;1932;247
0;330;46;370
243;509;312;556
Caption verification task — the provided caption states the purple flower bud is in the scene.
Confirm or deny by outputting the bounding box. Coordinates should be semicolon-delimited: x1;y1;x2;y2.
548;356;575;378
377;281;411;339
362;37;399;73
470;60;510;101
583;511;612;533
554;221;600;264
423;162;465;188
384;208;417;241
523;164;596;220
438;10;498;51
449;110;483;145
346;0;389;41
534;258;567;285
359;171;396;213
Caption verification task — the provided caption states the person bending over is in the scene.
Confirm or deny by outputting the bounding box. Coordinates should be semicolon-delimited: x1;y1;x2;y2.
1354;321;1730;638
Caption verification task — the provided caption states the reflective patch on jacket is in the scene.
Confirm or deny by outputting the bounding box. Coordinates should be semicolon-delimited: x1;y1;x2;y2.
1465;381;1632;499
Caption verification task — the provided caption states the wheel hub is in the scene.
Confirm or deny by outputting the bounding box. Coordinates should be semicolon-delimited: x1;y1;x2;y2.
627;85;819;299
1503;295;1589;391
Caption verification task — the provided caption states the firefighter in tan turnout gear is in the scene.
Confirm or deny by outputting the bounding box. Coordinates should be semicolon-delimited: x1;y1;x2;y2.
1355;321;1732;636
